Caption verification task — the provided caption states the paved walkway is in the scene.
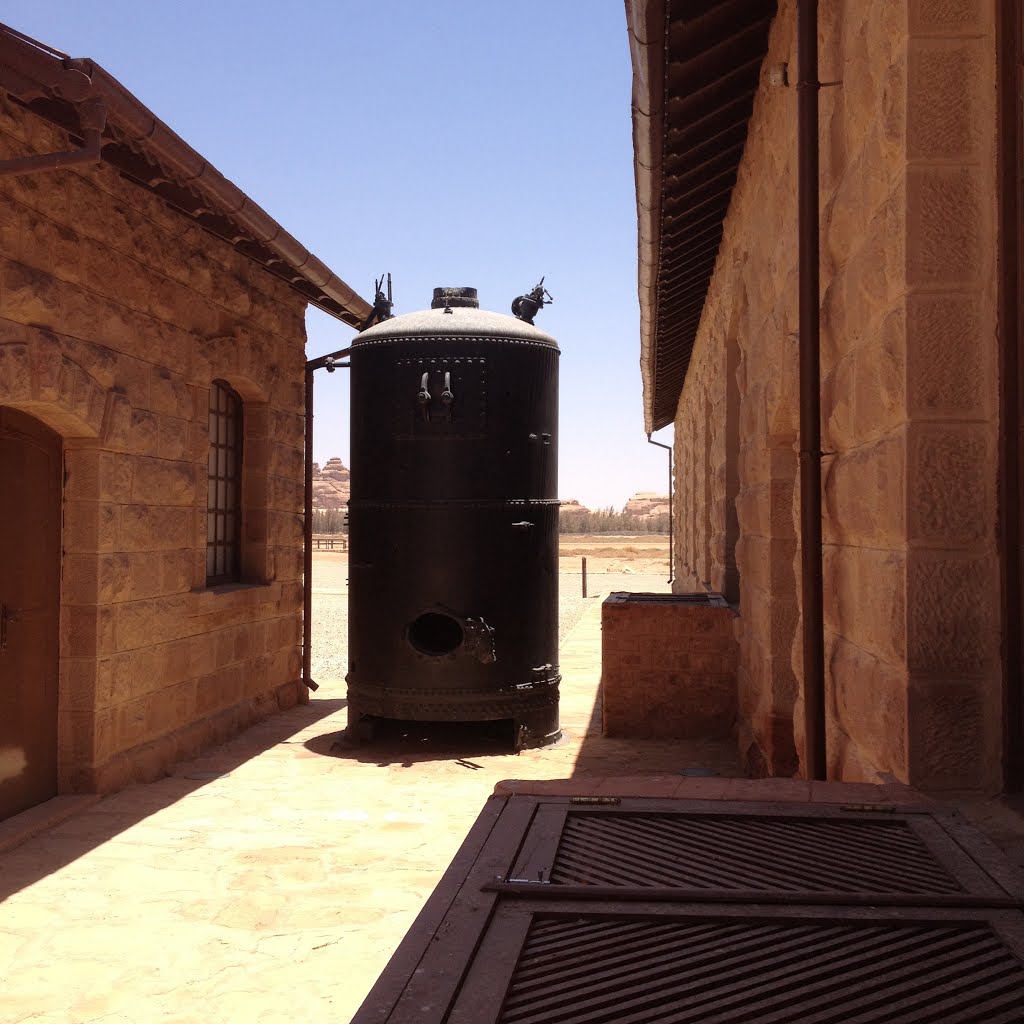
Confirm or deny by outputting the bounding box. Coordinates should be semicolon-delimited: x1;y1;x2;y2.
4;579;1023;1024
0;599;741;1024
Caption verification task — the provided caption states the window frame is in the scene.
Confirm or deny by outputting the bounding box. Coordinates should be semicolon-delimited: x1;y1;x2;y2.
206;379;244;585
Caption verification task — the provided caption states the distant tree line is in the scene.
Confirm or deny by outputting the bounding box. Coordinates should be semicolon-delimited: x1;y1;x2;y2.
560;510;670;534
312;508;347;534
313;506;669;536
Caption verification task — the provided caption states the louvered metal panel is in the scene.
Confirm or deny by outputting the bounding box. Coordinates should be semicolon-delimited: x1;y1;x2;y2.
505;802;1008;902
548;813;961;893
492;911;1024;1024
353;796;1024;1023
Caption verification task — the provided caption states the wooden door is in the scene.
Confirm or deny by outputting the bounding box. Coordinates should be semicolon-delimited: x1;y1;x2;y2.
0;408;61;820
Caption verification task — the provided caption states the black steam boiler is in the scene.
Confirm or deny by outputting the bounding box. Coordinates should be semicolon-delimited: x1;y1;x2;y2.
346;285;560;747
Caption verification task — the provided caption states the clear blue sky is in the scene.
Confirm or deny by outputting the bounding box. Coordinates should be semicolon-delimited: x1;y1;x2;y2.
6;0;674;510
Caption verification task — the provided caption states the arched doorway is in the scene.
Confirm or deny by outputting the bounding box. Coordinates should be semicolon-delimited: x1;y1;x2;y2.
0;407;61;820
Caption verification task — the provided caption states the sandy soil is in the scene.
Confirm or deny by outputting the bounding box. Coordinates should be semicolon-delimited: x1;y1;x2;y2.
558;532;669;575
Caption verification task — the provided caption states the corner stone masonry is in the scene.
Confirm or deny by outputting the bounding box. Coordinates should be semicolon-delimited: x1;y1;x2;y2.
602;593;738;740
668;0;1002;790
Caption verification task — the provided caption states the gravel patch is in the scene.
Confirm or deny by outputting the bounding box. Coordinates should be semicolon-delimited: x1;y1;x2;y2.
310;557;348;683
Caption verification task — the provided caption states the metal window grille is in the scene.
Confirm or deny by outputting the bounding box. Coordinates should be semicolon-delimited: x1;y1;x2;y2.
206;380;243;583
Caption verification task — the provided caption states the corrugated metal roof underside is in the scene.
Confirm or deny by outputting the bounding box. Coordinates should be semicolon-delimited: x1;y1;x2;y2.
649;0;776;430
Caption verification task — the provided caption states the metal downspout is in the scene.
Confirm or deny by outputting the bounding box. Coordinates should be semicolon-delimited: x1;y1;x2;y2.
997;0;1023;792
302;346;352;698
0;97;105;177
797;0;827;780
647;432;674;586
302;365;318;701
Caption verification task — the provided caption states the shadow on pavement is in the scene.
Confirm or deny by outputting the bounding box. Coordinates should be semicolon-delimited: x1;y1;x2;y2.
304;717;523;767
0;698;347;901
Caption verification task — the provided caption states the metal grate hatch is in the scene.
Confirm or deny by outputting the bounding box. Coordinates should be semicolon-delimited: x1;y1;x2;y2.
352;796;1024;1024
548;812;963;894
497;913;1024;1024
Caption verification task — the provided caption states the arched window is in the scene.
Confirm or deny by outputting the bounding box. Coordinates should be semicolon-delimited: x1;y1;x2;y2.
207;380;243;583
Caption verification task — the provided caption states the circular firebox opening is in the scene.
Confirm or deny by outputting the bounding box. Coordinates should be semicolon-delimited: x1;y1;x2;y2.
409;612;464;656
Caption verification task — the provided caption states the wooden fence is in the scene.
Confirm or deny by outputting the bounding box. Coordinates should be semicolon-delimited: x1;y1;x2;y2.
313;536;348;551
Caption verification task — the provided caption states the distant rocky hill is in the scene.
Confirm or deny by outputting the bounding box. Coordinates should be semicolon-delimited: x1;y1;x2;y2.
559;499;591;516
310;470;667;521
623;491;670;518
312;457;350;510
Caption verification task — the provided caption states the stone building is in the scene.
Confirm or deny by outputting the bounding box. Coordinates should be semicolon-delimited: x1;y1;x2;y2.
626;0;1023;792
0;25;369;820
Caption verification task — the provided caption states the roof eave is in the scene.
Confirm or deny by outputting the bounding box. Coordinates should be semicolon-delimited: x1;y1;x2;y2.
626;0;667;434
627;2;776;433
0;23;372;327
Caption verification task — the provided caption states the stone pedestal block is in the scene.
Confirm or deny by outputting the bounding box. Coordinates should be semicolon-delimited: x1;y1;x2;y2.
601;593;738;740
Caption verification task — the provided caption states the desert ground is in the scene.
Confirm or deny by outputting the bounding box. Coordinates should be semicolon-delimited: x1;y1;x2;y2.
557;531;670;575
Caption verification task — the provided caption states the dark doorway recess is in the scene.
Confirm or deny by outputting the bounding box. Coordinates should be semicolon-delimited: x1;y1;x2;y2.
0;407;61;821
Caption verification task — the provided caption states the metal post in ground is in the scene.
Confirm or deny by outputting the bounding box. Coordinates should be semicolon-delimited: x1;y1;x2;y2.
582;556;587;599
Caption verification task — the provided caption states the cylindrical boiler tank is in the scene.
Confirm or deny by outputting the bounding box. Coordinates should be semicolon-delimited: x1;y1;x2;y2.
346;286;560;747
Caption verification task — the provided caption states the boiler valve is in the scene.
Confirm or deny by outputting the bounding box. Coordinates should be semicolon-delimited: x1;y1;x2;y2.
440;371;455;421
511;277;553;325
416;372;431;422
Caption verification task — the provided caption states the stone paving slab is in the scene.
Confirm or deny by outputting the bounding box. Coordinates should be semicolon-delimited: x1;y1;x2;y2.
0;599;741;1024
0;797;101;855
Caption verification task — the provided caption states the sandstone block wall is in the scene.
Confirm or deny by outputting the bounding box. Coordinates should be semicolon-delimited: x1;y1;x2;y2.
0;95;312;793
899;3;1001;791
602;594;737;740
671;0;1003;790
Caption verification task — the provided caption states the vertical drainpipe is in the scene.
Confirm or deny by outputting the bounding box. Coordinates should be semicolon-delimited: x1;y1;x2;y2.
647;432;674;586
302;365;318;701
302;347;353;699
997;0;1023;792
797;0;827;780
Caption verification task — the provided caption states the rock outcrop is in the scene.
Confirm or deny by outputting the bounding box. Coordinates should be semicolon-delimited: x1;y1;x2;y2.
623;491;670;518
312;457;350;510
559;499;591;516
